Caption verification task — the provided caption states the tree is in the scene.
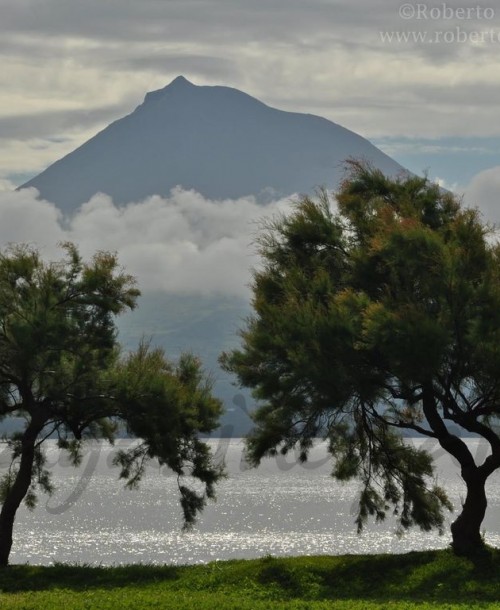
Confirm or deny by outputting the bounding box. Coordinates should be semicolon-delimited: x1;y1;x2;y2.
0;243;223;566
221;161;500;556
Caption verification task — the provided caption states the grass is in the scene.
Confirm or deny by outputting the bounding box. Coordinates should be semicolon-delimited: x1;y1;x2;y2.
0;548;499;609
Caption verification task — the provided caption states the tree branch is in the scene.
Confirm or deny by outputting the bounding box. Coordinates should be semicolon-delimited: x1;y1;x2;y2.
422;385;475;470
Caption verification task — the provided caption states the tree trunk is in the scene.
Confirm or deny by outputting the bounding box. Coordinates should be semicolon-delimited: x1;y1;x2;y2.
450;469;488;556
0;417;43;566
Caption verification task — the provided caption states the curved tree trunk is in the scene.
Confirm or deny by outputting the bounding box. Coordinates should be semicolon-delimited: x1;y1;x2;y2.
450;469;488;556
0;417;43;566
420;387;494;556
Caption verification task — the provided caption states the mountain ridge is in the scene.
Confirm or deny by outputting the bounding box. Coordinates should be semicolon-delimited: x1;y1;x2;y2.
20;76;406;213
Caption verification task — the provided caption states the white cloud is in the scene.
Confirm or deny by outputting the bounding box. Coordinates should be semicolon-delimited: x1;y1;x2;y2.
0;178;17;192
0;188;294;297
435;177;459;193
463;166;500;224
0;188;64;249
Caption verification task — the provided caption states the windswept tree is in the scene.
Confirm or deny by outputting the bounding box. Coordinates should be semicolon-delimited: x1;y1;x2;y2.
0;244;223;566
221;161;500;556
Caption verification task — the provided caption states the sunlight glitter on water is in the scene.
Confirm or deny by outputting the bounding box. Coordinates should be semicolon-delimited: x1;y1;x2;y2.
5;439;500;565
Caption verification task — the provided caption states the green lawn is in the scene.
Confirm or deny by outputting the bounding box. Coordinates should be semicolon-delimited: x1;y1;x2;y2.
0;549;499;609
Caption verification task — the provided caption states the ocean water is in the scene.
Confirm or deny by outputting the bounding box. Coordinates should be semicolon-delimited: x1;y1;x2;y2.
2;438;499;565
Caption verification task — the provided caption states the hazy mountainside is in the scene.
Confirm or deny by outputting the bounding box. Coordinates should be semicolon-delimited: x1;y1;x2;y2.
21;76;406;213
116;292;253;436
17;76;410;435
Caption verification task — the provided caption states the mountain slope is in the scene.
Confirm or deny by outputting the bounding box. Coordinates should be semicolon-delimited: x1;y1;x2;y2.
18;77;410;434
21;76;405;212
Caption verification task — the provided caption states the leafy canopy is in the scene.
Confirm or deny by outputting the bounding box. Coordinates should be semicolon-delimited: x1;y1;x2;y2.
222;161;500;535
0;243;223;528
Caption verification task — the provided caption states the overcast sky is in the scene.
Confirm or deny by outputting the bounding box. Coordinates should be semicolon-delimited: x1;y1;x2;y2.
1;0;500;296
2;0;500;186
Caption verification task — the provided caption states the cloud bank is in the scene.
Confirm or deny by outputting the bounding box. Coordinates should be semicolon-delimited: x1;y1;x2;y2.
0;188;294;298
1;163;499;302
463;166;500;225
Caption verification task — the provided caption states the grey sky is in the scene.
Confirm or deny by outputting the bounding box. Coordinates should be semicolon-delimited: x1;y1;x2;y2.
2;0;500;188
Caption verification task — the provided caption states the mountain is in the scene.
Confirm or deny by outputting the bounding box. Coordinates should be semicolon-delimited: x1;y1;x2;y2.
18;77;410;435
21;76;405;213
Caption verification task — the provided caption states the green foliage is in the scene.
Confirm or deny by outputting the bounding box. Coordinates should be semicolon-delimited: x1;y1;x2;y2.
111;342;224;526
1;550;500;608
0;244;223;564
221;160;500;542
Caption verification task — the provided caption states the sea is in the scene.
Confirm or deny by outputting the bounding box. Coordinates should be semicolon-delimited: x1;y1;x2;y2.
2;438;499;565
